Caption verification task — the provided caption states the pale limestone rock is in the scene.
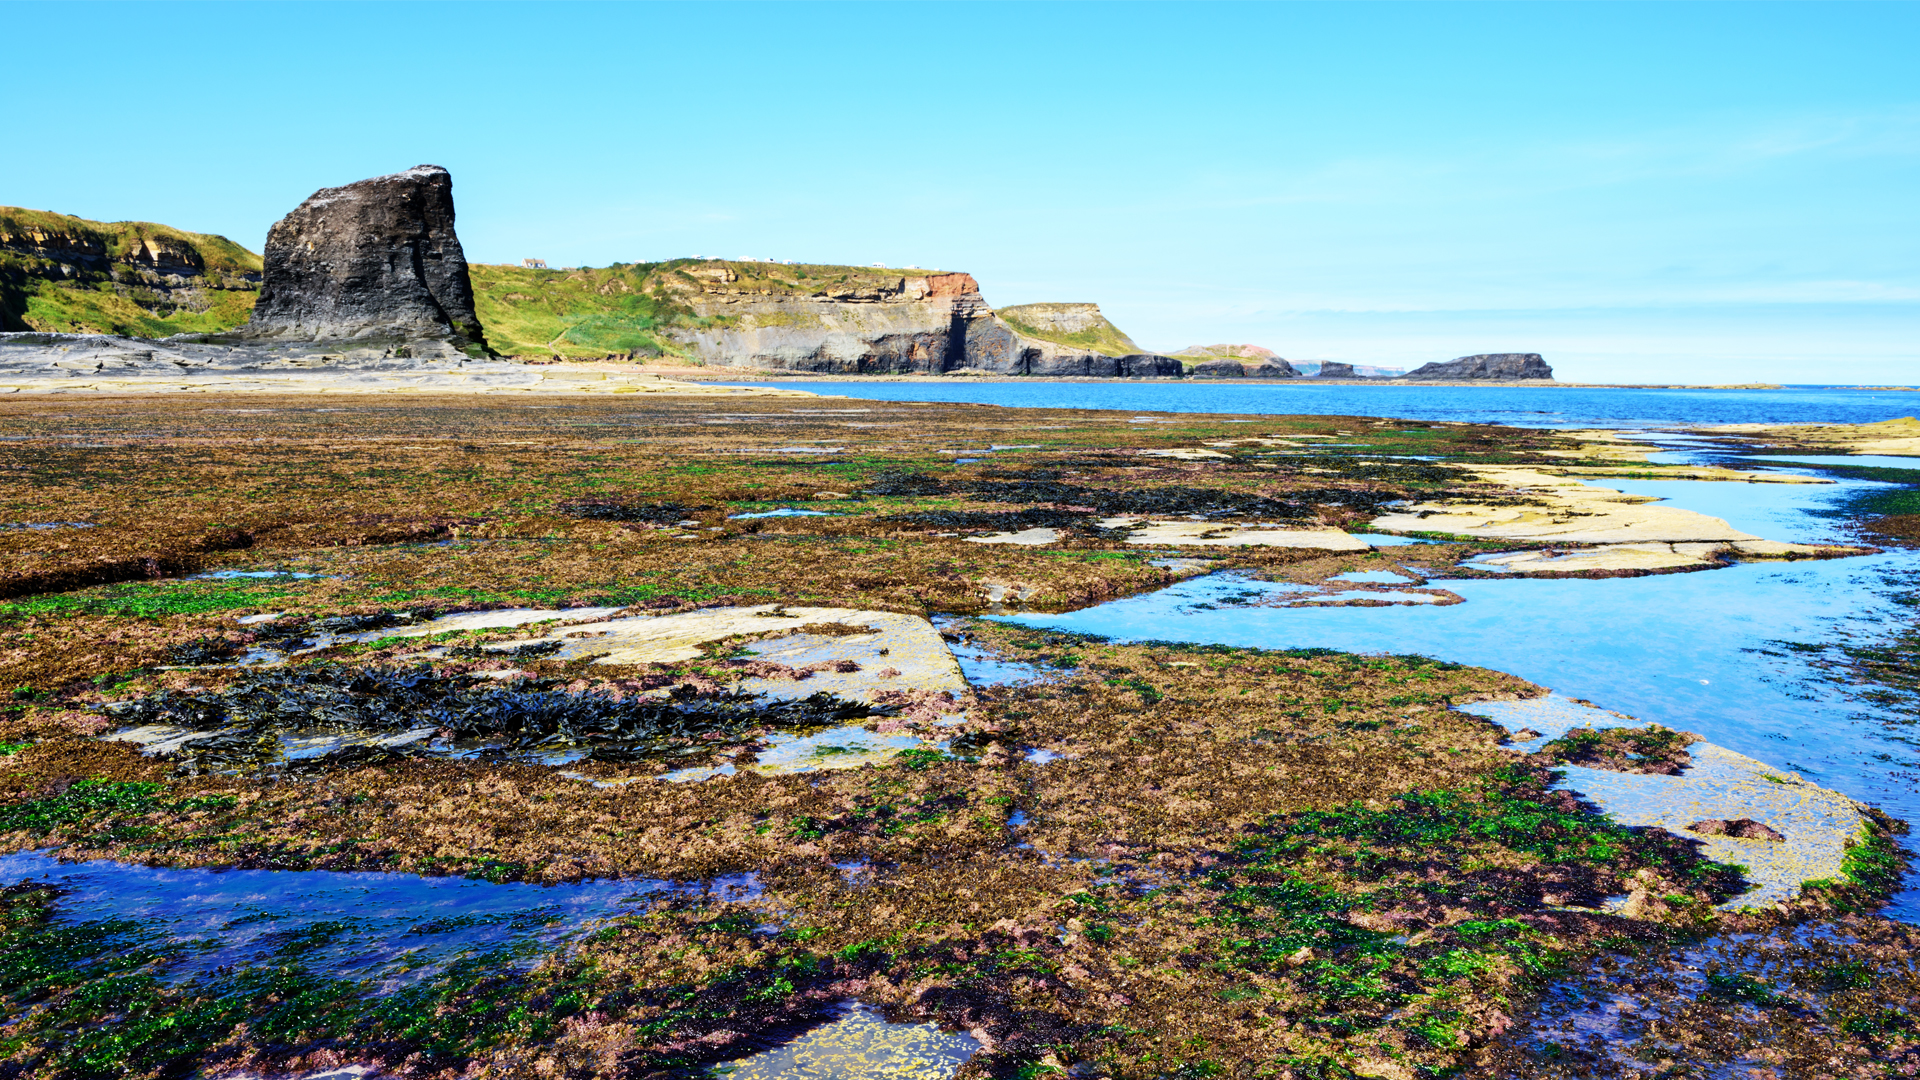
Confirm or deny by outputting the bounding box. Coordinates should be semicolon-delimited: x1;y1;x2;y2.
1097;519;1371;550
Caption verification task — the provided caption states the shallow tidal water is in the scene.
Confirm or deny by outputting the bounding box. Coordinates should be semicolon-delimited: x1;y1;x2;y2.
1010;453;1920;918
0;849;757;992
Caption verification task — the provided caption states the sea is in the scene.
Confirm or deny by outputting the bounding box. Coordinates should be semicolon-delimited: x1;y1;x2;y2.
719;381;1920;428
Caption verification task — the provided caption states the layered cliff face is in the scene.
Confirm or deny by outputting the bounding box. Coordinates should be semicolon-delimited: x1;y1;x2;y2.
659;263;988;372
242;165;486;350
658;262;1181;376
0;207;261;336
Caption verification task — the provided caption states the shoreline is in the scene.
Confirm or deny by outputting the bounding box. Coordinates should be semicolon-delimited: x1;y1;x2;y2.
604;365;1788;390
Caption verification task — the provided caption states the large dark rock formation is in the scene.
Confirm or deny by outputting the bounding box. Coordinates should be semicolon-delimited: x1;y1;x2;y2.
1401;353;1552;381
1316;361;1358;379
1191;358;1246;378
243;165;486;350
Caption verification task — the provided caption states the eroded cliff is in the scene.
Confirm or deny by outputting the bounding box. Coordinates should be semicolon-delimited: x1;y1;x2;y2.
655;262;1179;376
0;207;261;336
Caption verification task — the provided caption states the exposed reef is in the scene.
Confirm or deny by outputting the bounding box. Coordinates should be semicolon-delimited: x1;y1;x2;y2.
0;399;1910;1079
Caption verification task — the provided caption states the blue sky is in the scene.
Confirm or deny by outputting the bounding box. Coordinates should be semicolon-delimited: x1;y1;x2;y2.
7;2;1915;383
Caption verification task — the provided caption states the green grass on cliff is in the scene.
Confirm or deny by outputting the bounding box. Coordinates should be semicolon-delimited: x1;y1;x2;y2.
0;207;262;274
469;260;946;359
995;303;1141;357
0;206;262;336
468;262;704;359
0;270;260;337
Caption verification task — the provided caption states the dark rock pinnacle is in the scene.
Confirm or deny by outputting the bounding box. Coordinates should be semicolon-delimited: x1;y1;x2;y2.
242;165;487;351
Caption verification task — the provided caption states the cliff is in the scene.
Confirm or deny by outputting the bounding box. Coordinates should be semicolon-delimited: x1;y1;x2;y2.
0;206;261;337
1401;353;1553;381
0;194;1182;376
656;263;1183;375
996;303;1141;357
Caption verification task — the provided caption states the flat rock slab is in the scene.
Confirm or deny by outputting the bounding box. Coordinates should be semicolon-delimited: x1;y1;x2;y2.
966;528;1062;546
506;605;967;703
1370;467;1763;544
1711;416;1920;457
1462;695;1865;910
1139;448;1232;460
1469;543;1727;574
1560;747;1862;910
1099;519;1371;550
660;725;931;782
344;607;626;644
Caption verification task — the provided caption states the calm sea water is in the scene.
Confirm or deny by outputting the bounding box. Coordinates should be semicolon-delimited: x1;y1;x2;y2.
722;381;1920;428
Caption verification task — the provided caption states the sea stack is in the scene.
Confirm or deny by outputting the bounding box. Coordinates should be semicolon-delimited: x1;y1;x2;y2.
243;165;487;352
1401;353;1553;381
1316;361;1358;379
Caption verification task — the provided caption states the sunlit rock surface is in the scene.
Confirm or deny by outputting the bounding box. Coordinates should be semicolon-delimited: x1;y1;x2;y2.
717;1002;979;1080
1097;519;1372;550
506;605;967;703
1462;695;1867;910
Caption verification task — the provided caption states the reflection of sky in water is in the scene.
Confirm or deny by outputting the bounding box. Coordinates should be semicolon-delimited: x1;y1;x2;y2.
933;617;1052;686
728;507;834;519
718;1001;979;1080
0;849;756;991
1008;464;1920;918
1347;533;1438;546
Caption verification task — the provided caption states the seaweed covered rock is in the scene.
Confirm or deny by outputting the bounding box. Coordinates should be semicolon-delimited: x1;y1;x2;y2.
242;165;487;351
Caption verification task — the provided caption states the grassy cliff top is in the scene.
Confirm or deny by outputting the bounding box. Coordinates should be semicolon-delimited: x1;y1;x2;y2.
995;302;1142;357
0;206;262;273
469;259;972;358
1174;343;1281;361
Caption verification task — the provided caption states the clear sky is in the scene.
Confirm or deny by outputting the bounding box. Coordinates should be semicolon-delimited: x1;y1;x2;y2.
6;1;1915;383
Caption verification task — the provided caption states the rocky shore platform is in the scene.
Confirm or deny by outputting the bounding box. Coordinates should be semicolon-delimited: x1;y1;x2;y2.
0;333;809;396
0;397;1910;1079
